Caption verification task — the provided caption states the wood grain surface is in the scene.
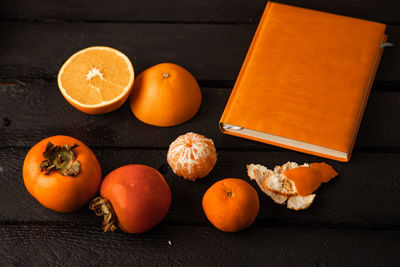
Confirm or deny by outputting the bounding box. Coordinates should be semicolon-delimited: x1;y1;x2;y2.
1;0;400;23
0;81;399;149
1;224;399;266
0;22;399;81
1;148;400;228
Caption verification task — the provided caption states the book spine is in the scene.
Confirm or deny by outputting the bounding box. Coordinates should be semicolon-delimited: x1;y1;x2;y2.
346;33;388;161
219;1;273;132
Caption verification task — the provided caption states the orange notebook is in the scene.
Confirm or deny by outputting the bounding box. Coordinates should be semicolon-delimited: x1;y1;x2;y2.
219;2;387;162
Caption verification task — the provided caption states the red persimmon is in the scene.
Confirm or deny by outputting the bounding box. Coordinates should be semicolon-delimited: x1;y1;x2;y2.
90;164;172;233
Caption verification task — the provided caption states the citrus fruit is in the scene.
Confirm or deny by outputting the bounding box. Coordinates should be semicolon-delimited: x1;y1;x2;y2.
129;63;201;127
167;132;217;181
57;46;135;114
202;178;259;232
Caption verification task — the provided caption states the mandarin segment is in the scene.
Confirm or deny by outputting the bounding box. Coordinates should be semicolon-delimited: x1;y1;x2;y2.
167;132;217;181
57;46;134;114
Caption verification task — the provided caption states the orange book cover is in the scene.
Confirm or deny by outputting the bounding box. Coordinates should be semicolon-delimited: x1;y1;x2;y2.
219;2;387;162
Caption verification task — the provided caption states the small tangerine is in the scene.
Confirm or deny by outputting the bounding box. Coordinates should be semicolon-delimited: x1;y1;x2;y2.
167;132;217;181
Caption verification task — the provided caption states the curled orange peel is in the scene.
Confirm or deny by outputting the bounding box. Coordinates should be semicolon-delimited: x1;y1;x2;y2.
310;162;338;183
247;161;338;210
283;166;322;196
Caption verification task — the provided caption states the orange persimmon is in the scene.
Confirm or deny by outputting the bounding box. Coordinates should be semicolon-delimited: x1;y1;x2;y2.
23;135;101;212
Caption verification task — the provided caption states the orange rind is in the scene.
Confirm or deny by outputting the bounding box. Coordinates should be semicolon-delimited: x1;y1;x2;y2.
247;164;288;204
287;194;316;210
310;162;338;183
58;46;135;114
283;166;322;196
247;161;338;210
129;63;201;127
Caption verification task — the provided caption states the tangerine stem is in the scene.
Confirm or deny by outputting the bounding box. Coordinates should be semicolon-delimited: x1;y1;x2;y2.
163;73;169;78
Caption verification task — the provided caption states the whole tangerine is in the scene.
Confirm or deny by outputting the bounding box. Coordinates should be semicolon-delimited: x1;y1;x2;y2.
167;132;217;181
202;178;259;232
129;63;202;127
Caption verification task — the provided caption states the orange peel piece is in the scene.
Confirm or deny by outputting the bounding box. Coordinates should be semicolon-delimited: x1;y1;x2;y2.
287;194;316;210
310;162;338;183
247;161;338;210
247;164;288;204
283;166;322;196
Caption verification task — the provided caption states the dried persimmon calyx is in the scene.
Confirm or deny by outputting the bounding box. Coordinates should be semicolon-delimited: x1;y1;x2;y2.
89;197;118;232
39;141;80;176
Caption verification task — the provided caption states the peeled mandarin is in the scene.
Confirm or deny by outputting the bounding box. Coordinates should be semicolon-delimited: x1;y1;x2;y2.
167;132;217;181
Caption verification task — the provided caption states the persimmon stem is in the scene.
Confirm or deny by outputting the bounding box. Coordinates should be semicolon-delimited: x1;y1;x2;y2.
89;197;118;232
39;141;80;176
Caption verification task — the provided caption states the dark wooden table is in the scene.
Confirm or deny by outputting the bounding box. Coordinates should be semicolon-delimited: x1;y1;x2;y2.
1;0;400;265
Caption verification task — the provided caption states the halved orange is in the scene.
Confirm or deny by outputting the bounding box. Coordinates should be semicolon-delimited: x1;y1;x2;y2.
57;46;135;114
129;63;201;127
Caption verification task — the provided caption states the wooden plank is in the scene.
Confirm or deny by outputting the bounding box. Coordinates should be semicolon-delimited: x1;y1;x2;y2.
0;22;398;82
1;0;399;23
0;223;399;266
0;21;254;81
1;81;399;149
1;147;400;227
378;24;400;81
